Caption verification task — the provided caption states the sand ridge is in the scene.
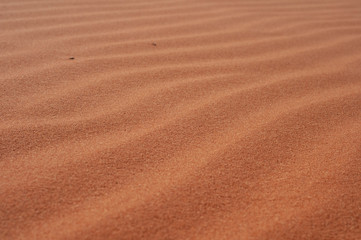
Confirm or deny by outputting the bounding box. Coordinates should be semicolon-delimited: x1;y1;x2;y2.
1;0;361;239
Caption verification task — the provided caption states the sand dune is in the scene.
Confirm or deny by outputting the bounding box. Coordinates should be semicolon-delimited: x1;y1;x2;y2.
1;0;361;239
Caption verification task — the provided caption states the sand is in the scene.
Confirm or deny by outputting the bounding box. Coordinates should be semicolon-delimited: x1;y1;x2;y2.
1;0;361;239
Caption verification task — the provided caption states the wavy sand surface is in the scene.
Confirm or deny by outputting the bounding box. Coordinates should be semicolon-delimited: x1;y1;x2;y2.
1;0;361;239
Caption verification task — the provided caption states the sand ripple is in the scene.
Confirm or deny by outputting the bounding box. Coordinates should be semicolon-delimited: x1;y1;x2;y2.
1;0;361;239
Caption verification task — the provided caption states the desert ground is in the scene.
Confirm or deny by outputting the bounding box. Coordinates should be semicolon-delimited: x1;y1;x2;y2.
1;0;361;239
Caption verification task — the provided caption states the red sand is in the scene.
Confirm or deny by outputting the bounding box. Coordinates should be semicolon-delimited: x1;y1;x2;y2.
1;0;361;239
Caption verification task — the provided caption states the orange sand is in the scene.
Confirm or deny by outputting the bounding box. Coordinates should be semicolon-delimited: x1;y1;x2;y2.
1;0;361;239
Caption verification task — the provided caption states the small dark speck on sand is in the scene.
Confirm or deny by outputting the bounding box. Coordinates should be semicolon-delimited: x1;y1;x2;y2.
69;57;75;60
152;42;157;46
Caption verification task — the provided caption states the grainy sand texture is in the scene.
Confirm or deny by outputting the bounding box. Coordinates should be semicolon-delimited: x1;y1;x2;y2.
1;0;361;239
